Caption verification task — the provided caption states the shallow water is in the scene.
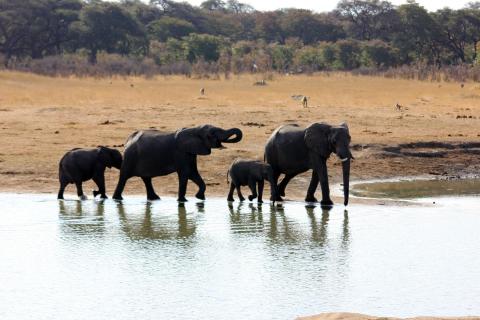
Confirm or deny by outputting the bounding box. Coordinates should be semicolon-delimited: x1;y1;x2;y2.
1;194;479;320
352;178;480;199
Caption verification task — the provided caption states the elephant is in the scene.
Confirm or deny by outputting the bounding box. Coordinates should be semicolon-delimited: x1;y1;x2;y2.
58;146;123;200
226;159;278;203
112;125;242;201
264;122;353;206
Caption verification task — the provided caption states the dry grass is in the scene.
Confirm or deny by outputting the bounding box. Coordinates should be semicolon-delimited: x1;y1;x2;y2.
1;71;479;200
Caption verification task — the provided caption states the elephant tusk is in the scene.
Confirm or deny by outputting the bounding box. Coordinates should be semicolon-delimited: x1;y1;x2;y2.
340;157;349;162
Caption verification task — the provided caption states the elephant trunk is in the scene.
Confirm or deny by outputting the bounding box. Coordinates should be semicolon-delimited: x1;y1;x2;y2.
342;158;350;206
220;128;243;143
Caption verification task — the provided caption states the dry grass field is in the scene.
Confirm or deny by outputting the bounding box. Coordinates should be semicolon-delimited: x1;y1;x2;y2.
1;71;479;201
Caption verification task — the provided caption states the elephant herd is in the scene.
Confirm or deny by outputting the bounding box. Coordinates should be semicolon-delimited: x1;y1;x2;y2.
58;122;353;206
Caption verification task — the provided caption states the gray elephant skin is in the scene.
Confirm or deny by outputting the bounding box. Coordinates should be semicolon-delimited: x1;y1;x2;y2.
112;125;242;201
265;122;352;206
227;159;278;203
58;146;123;200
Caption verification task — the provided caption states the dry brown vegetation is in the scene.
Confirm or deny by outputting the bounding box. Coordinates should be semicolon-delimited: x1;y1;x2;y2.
1;71;480;200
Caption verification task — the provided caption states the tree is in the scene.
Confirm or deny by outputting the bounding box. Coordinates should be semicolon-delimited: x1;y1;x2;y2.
147;17;194;41
73;2;146;64
200;0;226;12
183;33;226;62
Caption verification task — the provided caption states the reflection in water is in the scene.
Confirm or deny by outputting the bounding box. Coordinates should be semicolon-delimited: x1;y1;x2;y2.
58;200;106;235
352;178;480;199
116;202;198;241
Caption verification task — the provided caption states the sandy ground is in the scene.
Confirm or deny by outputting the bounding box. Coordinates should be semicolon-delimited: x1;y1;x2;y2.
297;312;480;320
0;71;479;201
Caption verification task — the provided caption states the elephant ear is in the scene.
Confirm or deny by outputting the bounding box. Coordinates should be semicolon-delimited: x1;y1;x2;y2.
304;123;332;158
98;146;113;168
175;128;211;155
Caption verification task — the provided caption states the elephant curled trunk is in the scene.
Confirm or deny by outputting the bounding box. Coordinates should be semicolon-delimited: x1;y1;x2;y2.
342;158;350;206
220;128;243;143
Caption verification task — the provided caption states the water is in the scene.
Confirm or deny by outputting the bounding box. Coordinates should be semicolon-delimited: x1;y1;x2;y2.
352;178;480;199
0;193;479;320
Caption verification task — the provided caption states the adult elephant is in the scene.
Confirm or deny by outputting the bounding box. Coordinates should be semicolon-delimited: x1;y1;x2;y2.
112;125;242;201
265;122;352;206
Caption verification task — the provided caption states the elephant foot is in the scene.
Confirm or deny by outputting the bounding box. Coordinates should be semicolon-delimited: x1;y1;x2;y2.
112;193;123;201
279;190;286;197
93;190;99;197
177;197;188;202
271;195;283;202
320;199;334;207
195;192;205;200
239;197;245;202
148;194;161;201
248;195;256;201
257;199;263;204
100;194;108;199
227;196;234;202
305;195;318;203
79;195;88;201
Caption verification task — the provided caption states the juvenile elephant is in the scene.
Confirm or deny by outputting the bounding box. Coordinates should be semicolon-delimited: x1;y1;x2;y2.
227;159;278;203
112;125;242;201
265;122;353;206
58;146;123;200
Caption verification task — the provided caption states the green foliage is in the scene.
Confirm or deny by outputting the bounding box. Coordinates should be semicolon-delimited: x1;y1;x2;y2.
360;40;397;67
182;33;227;62
147;17;195;41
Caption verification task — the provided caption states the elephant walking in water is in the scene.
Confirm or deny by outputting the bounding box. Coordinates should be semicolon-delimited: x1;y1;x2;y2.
112;125;242;201
265;122;353;206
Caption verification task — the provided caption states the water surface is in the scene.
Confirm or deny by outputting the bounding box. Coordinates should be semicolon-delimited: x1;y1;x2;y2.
0;194;479;320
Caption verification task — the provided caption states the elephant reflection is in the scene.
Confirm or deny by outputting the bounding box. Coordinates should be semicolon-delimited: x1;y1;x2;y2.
116;202;199;241
58;200;106;235
228;202;264;231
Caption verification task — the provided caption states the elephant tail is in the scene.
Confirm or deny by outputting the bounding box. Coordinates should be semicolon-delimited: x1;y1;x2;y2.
226;169;230;185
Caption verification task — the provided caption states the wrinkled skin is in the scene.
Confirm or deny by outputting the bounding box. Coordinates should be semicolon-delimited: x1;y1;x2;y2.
227;159;278;204
112;125;242;201
264;122;352;206
58;146;123;200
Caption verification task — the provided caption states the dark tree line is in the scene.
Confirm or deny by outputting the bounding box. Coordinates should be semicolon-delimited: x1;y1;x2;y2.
1;0;480;73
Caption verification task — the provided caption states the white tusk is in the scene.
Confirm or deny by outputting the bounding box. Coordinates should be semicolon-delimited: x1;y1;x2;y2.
340;157;349;162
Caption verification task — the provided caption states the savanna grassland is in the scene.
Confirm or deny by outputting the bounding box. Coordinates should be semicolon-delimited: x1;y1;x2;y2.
1;71;479;201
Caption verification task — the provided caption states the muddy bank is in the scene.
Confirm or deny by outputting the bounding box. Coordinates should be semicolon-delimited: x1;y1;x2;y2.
297;313;480;320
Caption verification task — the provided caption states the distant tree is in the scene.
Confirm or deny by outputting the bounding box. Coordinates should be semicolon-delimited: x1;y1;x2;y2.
360;39;397;67
147;17;194;41
200;0;226;12
183;33;226;62
72;2;145;64
253;11;283;42
334;39;361;69
225;0;254;14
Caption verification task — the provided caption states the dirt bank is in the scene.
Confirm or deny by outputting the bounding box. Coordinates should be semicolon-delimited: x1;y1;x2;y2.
0;71;479;200
297;312;480;320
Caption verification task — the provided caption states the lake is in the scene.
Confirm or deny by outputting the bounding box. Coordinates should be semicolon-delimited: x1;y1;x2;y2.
0;193;479;320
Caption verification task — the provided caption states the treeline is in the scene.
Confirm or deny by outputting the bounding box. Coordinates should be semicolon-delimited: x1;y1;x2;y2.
1;0;480;79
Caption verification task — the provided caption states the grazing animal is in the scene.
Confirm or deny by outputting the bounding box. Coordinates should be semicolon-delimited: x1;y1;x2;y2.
461;83;465;88
301;96;308;108
265;122;353;206
112;125;243;201
58;146;123;200
227;159;278;203
200;88;205;95
396;103;403;111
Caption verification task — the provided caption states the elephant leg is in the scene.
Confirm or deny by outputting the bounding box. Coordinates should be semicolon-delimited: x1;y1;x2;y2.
113;171;130;201
271;170;283;202
237;186;245;201
189;170;206;200
317;160;333;206
93;174;107;199
142;177;160;201
227;182;235;202
58;180;67;200
278;173;295;197
257;180;264;203
305;170;319;202
75;181;87;200
177;172;189;202
248;179;258;201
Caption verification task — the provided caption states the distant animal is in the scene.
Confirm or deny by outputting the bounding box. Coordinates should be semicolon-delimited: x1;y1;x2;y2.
200;88;205;95
395;103;403;111
112;125;243;201
265;122;353;206
461;83;465;88
253;80;266;86
58;146;123;200
227;159;278;203
301;96;308;108
130;84;134;88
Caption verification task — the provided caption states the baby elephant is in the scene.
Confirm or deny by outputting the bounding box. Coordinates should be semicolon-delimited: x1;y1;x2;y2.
227;159;278;203
58;146;122;200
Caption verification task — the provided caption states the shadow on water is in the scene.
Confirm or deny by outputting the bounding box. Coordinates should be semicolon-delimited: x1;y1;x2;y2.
115;202;200;242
